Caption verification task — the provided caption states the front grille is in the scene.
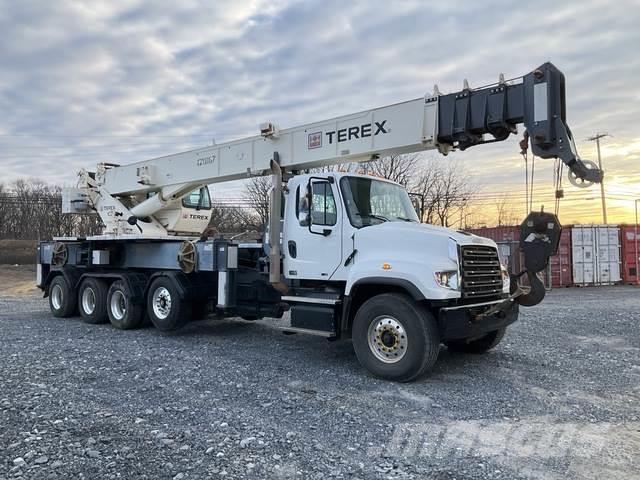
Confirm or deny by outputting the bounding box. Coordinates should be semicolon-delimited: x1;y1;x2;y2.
460;245;503;300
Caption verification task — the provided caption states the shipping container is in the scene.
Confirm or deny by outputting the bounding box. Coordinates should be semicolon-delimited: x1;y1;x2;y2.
468;226;520;243
549;227;572;287
620;225;640;285
571;225;621;285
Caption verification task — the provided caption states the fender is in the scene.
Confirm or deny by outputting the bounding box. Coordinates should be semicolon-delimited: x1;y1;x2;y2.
146;271;211;302
77;272;148;305
349;277;425;301
340;277;425;334
42;267;81;298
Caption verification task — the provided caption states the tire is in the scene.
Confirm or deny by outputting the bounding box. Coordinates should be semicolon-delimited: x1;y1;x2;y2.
146;277;191;332
445;328;506;354
107;280;144;330
78;278;109;324
352;293;440;382
48;275;76;318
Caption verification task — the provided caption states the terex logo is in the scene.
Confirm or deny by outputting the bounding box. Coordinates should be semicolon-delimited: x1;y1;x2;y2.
325;120;388;145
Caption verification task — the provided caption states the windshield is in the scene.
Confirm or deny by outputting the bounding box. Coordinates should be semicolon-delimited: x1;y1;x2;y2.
340;176;419;228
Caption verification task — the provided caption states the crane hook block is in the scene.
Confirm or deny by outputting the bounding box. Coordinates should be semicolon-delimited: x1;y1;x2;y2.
519;211;562;274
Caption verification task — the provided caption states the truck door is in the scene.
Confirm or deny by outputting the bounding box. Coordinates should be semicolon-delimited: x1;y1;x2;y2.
283;178;343;281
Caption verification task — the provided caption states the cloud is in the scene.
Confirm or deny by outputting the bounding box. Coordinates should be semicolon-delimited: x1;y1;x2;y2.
0;0;638;221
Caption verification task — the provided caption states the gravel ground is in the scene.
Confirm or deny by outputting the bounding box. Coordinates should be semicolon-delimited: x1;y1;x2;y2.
1;285;639;479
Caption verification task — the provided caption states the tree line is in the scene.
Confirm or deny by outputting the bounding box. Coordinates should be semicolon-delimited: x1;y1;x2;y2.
0;180;102;240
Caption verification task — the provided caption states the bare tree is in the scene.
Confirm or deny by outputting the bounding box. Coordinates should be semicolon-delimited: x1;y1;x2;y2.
243;176;271;228
410;158;473;226
365;153;419;187
0;178;103;240
494;194;519;226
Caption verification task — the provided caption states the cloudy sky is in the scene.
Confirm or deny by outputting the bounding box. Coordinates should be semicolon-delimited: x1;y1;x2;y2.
1;0;638;224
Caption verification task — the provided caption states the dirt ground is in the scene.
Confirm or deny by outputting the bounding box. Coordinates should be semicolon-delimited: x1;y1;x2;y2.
0;264;40;297
0;239;38;265
0;265;638;479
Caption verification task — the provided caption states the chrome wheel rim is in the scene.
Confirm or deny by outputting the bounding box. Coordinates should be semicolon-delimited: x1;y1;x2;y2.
152;287;172;320
81;287;96;315
110;290;126;320
51;284;63;310
367;315;408;363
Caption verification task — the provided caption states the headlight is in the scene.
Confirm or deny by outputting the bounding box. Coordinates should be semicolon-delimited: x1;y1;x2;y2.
501;264;510;291
435;270;459;290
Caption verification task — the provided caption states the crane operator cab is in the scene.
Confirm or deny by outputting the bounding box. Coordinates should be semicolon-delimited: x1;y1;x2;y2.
154;186;212;236
137;186;212;236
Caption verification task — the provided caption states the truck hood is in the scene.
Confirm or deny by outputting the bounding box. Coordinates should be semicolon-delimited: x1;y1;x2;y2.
353;221;497;248
344;221;500;299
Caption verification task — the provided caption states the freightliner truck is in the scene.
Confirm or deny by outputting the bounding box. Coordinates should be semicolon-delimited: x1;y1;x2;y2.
37;63;602;381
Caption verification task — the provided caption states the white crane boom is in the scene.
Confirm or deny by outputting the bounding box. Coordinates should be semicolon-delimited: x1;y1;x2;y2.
94;61;602;201
99;96;441;197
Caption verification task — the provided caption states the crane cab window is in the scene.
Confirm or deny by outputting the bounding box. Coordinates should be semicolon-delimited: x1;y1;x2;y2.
310;182;337;226
182;187;212;210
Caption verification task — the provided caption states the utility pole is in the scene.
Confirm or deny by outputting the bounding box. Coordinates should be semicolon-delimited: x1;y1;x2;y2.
587;133;610;224
634;198;640;285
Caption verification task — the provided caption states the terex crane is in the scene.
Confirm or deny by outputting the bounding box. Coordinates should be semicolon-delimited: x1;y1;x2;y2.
38;62;602;382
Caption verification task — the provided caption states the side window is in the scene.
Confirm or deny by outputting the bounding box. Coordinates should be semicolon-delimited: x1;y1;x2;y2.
182;187;211;210
310;182;337;226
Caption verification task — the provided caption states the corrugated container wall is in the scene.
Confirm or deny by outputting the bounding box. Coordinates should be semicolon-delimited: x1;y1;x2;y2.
620;225;640;284
549;228;573;287
571;225;621;285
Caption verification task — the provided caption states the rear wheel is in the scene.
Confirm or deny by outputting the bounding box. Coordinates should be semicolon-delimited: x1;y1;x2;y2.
78;278;109;324
107;280;144;330
445;328;506;354
49;275;76;318
146;277;190;332
352;293;440;382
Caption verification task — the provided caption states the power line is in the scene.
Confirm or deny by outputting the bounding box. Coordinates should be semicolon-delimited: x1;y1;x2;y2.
0;142;204;149
0;133;218;138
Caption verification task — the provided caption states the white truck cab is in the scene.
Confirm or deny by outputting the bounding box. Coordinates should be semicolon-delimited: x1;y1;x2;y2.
283;172;509;300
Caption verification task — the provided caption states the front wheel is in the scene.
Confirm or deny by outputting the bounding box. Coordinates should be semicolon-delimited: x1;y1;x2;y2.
352;293;440;382
445;328;506;354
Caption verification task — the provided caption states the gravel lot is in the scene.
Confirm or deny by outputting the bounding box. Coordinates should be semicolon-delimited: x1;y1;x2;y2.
1;283;639;479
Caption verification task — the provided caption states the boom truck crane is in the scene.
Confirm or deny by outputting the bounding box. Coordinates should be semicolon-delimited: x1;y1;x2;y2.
37;62;602;382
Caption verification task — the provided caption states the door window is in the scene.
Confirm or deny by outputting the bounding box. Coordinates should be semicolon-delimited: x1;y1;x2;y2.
311;182;337;226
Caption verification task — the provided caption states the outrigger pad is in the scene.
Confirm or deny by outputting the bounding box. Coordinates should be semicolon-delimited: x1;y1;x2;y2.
519;212;562;273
